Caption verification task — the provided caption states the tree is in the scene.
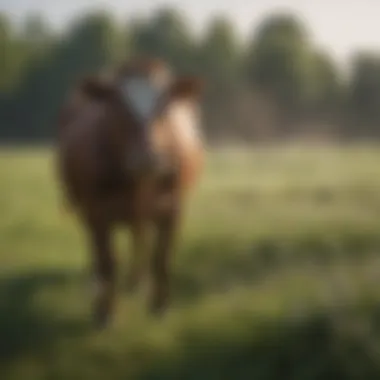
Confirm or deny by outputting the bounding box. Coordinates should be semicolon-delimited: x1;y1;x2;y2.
245;13;317;134
346;52;380;138
197;16;243;138
310;51;342;119
130;8;195;73
0;13;12;91
0;13;36;93
8;13;118;140
21;13;51;47
198;16;241;84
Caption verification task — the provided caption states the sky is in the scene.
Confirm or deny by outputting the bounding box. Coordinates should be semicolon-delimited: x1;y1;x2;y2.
2;0;380;66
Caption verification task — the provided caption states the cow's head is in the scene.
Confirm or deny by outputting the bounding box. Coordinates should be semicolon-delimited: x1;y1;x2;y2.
80;58;203;176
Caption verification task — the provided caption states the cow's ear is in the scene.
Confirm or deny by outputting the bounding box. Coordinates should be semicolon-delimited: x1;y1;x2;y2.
80;76;114;100
168;76;204;101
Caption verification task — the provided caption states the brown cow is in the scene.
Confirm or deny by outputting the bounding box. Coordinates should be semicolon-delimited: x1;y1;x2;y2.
56;58;204;328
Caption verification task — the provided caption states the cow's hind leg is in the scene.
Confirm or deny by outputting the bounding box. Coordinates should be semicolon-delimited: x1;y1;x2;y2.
125;224;150;293
149;208;180;315
87;221;116;329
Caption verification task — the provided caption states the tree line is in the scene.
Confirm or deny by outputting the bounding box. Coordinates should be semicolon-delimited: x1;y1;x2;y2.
1;8;380;143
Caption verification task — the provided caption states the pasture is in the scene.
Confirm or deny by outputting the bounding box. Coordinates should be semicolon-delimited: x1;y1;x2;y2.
1;145;380;379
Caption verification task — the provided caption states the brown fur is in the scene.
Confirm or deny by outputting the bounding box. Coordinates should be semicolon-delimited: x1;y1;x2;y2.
56;58;204;327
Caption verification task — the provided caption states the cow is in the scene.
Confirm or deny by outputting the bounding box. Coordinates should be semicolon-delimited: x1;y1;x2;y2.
56;58;204;328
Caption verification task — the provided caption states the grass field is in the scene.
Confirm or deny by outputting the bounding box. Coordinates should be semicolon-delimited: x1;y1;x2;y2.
1;145;380;379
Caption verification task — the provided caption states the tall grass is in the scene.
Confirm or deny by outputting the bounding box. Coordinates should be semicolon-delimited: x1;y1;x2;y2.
1;145;380;379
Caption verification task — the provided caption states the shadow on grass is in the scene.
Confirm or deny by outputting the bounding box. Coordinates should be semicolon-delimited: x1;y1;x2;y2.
139;309;380;380
0;270;91;363
1;256;380;379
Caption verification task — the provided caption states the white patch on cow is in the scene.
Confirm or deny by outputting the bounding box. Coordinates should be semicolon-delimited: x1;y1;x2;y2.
121;77;162;122
167;101;201;143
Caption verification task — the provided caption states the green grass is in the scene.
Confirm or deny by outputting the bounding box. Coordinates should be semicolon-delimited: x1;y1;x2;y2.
1;145;380;379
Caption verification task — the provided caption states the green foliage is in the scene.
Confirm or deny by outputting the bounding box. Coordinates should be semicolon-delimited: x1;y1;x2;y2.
245;13;320;127
0;7;379;141
310;51;342;115
346;52;380;137
198;16;241;83
130;8;194;73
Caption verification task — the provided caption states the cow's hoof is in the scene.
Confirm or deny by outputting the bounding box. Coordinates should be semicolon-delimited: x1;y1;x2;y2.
93;308;112;330
94;315;111;330
125;277;139;294
148;298;169;318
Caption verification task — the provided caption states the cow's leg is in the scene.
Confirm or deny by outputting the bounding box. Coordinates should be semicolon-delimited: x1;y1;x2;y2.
125;224;150;292
149;207;180;315
126;178;155;292
87;221;116;329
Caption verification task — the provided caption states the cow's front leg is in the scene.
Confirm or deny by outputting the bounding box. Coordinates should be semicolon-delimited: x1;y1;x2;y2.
149;206;180;315
87;221;116;329
125;224;150;293
126;178;155;293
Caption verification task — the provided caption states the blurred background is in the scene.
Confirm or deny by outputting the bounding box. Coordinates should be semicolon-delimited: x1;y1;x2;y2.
1;0;380;143
1;1;380;379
